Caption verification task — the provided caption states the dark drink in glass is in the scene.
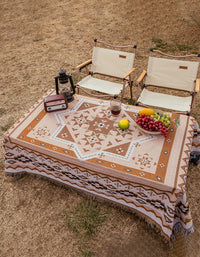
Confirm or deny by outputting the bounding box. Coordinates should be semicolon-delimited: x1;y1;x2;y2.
111;108;121;115
110;97;121;116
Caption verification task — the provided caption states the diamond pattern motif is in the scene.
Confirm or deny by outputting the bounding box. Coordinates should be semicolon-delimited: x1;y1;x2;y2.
54;101;152;160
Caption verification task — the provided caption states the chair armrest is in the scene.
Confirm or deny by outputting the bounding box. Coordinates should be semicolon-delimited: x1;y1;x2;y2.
195;78;200;92
137;70;147;83
123;67;136;79
76;59;92;70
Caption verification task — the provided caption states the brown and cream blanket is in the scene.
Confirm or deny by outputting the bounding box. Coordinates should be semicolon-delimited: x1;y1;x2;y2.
3;89;196;243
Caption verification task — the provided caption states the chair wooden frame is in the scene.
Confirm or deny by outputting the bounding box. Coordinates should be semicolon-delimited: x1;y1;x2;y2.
136;49;200;115
76;39;137;102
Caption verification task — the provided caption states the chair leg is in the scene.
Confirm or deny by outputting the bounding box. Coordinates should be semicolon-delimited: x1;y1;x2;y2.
190;93;197;115
120;91;123;103
129;81;133;99
121;80;126;102
77;70;81;94
136;82;141;100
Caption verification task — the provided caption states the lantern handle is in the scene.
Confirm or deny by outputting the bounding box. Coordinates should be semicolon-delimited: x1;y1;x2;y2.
68;74;76;95
55;76;60;95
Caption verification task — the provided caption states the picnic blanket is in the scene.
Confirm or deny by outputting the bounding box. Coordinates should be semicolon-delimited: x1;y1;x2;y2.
3;89;197;244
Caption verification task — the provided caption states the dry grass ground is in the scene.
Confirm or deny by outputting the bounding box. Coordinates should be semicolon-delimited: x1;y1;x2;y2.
0;0;200;256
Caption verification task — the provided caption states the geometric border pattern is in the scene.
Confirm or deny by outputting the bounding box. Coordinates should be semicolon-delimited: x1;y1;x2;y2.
4;140;194;242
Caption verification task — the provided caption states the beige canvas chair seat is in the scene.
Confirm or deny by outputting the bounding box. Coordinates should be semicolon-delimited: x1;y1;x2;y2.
77;75;128;95
76;39;136;101
138;88;192;112
136;50;200;114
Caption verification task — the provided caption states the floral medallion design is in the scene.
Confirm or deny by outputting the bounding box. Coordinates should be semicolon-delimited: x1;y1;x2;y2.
32;126;50;139
133;153;157;170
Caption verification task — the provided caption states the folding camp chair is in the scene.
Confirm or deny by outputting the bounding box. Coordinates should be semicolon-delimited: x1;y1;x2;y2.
136;49;200;115
76;39;137;102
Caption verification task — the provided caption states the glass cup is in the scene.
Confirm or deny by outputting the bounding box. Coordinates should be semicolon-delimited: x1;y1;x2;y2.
110;99;121;116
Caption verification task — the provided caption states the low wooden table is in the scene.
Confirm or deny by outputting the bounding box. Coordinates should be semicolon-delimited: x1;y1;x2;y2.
3;89;194;243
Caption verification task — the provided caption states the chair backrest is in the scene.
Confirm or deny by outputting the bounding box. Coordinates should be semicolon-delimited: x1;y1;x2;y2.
91;47;135;78
145;56;199;92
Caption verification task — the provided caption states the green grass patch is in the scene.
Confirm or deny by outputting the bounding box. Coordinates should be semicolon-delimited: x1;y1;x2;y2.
62;200;107;237
0;159;5;170
79;248;95;257
127;98;136;105
152;38;176;52
176;43;192;52
0;118;14;132
190;16;200;28
151;38;197;53
0;108;6;115
184;14;200;29
191;112;199;120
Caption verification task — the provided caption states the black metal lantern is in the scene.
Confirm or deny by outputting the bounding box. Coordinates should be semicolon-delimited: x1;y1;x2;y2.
55;69;76;102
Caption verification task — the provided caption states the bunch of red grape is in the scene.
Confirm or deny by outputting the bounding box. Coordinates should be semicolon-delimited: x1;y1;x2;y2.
136;114;169;137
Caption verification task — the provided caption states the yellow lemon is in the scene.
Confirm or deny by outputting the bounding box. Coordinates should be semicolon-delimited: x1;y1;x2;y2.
139;108;155;116
118;119;129;130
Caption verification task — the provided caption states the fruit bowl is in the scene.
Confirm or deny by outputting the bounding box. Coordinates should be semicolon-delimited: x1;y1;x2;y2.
135;121;162;135
135;110;172;137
